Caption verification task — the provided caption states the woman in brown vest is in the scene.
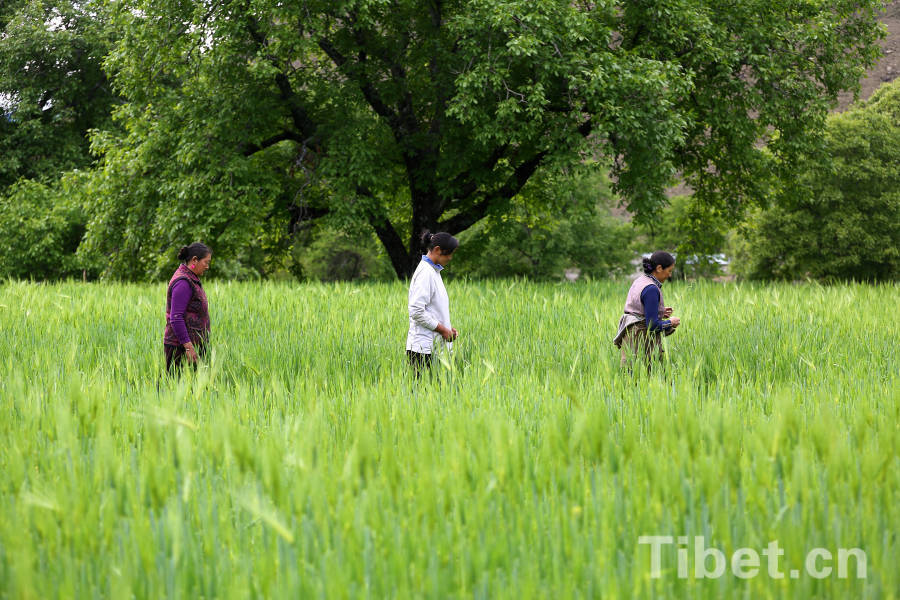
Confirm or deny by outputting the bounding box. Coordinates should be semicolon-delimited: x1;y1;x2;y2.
163;243;212;373
612;251;681;372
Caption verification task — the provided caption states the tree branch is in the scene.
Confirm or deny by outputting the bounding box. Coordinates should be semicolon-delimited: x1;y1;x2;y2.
447;144;510;203
317;37;399;126
288;204;329;234
427;0;449;141
445;115;591;210
243;16;319;143
439;149;549;234
357;186;408;277
437;197;492;235
240;131;308;156
271;73;317;142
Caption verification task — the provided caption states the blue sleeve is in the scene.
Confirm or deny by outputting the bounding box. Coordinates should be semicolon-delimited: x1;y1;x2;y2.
640;285;672;332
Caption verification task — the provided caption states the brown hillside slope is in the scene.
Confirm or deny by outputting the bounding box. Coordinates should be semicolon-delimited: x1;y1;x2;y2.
837;0;900;109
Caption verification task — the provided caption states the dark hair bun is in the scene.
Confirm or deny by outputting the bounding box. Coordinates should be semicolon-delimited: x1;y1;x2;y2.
643;251;675;275
177;242;211;264
421;231;459;255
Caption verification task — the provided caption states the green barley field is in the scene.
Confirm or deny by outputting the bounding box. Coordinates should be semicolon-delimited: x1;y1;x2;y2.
0;279;897;599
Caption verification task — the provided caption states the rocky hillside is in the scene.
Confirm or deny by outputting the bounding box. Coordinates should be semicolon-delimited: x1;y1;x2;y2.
837;0;900;109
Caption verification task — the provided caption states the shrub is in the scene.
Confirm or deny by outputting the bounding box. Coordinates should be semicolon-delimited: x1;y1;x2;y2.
634;194;730;279
452;170;634;280
0;178;87;279
731;80;900;281
291;224;395;282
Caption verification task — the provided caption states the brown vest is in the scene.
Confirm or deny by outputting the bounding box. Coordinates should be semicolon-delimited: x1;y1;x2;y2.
612;274;664;347
163;264;210;347
623;273;664;320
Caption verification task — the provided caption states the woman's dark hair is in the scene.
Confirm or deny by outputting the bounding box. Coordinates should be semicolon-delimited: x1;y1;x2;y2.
177;242;211;263
421;230;459;255
642;250;675;275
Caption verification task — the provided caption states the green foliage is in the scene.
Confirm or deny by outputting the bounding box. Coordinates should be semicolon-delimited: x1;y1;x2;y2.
637;194;730;279
0;177;87;279
0;0;117;280
74;0;883;279
636;0;886;221
76;120;306;280
0;0;116;189
453;168;634;279
731;80;900;281
291;224;395;282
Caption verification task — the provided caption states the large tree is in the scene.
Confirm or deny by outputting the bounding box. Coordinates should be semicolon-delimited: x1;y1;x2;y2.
0;0;116;189
0;0;118;279
82;0;884;278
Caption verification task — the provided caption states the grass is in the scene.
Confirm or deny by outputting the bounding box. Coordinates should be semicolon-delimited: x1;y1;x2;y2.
0;278;897;598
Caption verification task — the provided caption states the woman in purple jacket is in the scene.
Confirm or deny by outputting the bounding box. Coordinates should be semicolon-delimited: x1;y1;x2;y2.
163;242;212;373
612;251;681;372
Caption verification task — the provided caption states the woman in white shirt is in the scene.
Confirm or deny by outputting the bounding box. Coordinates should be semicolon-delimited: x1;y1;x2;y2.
406;230;459;375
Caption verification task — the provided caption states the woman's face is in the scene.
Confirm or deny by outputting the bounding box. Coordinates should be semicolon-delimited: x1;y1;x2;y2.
654;263;675;282
189;253;212;277
430;246;455;266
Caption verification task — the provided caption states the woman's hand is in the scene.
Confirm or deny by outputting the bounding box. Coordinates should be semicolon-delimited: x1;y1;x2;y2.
663;307;674;318
184;342;199;362
436;324;458;341
669;317;681;329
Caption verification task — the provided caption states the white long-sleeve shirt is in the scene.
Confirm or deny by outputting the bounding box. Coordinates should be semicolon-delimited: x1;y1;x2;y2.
406;256;452;354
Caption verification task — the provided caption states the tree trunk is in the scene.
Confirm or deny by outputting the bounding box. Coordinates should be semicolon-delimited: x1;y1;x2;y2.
404;197;435;278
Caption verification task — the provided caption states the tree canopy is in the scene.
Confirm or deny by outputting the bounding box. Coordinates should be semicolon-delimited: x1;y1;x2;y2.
4;0;886;279
0;0;116;189
730;79;900;281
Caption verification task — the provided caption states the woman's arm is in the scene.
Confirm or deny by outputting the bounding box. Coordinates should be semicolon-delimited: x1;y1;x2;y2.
640;285;672;332
408;273;438;330
170;280;200;361
169;280;193;345
408;273;455;341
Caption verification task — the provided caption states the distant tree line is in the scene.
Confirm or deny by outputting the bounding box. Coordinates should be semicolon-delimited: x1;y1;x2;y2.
0;0;896;281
